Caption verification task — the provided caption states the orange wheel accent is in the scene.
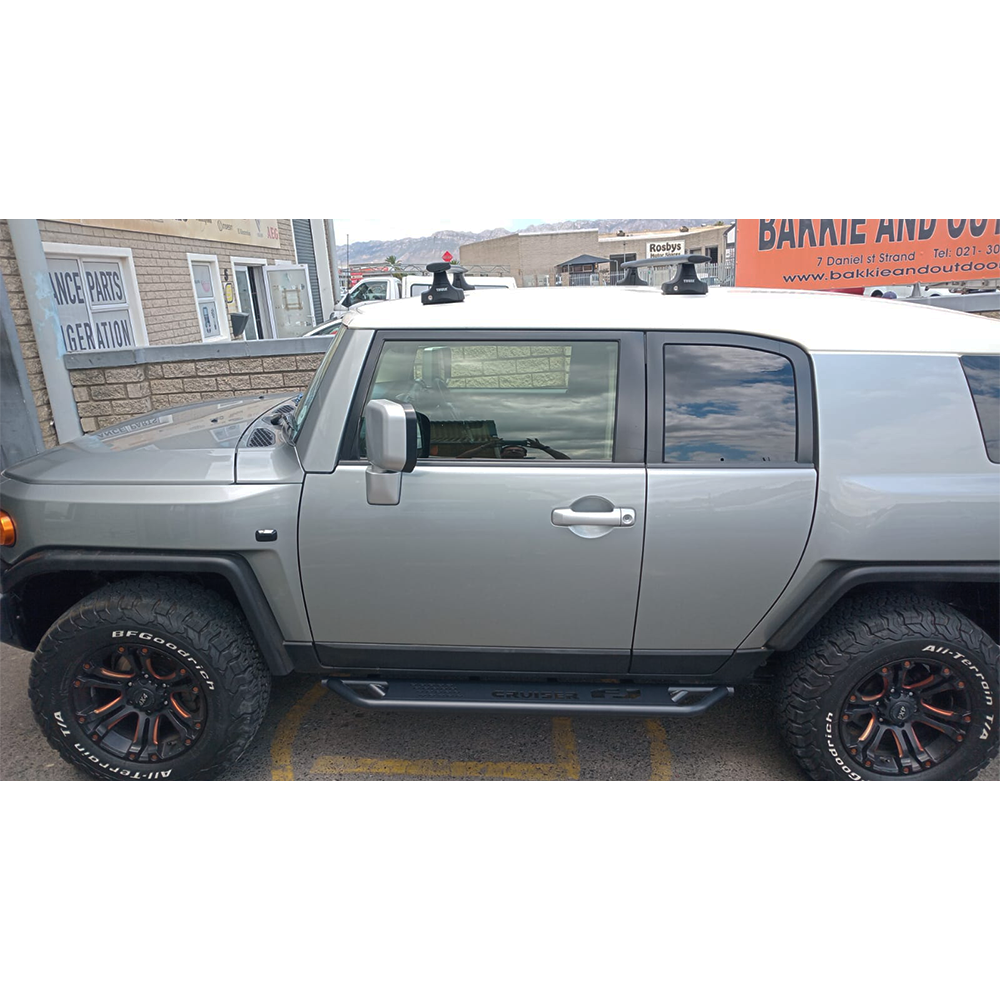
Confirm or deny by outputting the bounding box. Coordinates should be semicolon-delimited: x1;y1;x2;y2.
106;712;129;732
920;700;954;717
170;694;191;719
133;717;143;743
145;658;176;681
861;679;888;702
95;694;123;715
892;731;905;758
152;717;161;745
99;667;134;679
860;715;876;741
912;728;925;752
903;674;935;690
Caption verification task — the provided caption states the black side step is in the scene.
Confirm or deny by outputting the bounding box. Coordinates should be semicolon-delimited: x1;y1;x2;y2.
322;678;732;716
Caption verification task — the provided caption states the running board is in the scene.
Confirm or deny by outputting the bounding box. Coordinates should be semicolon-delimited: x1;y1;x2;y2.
322;678;733;716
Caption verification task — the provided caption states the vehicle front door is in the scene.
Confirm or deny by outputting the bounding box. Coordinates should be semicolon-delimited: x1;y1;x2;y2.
298;330;646;674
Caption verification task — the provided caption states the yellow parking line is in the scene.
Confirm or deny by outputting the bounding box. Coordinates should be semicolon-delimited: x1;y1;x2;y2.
270;682;326;781
310;756;565;779
311;717;581;780
552;717;580;779
645;719;673;780
273;683;582;781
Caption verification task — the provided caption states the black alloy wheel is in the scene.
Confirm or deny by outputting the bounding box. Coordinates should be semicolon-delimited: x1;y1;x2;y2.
839;658;972;776
70;643;208;764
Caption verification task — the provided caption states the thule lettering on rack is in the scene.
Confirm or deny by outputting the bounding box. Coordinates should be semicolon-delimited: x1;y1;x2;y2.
111;631;215;689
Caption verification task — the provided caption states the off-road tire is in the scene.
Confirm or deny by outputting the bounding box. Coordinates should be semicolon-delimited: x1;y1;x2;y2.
29;577;271;780
777;591;998;781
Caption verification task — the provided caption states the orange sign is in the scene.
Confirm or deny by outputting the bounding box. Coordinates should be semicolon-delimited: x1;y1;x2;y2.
735;219;1000;290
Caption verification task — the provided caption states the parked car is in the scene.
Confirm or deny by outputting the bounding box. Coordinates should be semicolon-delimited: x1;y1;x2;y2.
330;270;515;319
2;268;997;781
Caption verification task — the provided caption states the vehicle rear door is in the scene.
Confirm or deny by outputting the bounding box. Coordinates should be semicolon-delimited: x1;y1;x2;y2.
632;331;818;674
298;329;646;674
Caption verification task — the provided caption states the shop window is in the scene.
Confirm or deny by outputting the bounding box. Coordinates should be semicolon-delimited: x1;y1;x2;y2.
187;254;227;341
44;245;147;352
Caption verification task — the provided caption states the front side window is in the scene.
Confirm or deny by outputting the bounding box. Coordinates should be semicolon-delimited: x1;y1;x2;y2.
361;339;619;461
961;355;999;463
346;280;388;306
663;344;797;463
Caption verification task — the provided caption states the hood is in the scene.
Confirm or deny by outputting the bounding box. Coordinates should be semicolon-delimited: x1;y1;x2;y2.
3;394;293;486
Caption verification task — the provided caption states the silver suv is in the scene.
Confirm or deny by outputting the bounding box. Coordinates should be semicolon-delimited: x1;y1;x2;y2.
2;268;998;781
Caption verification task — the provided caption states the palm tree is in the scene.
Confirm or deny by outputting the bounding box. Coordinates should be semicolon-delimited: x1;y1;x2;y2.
384;255;404;280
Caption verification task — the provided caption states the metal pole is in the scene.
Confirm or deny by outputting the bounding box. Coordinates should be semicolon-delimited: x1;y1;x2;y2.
325;219;343;303
7;219;82;442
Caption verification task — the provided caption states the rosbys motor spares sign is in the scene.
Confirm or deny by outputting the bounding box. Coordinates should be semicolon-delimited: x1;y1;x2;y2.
735;219;1000;290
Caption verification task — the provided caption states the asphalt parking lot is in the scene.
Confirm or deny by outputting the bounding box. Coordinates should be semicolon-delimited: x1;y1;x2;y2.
3;643;996;781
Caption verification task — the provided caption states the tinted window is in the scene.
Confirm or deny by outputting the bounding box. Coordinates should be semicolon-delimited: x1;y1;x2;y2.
361;340;618;461
663;344;796;463
961;355;999;463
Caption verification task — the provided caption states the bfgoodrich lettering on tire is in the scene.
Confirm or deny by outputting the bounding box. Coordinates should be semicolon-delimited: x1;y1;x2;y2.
777;592;998;781
29;577;270;781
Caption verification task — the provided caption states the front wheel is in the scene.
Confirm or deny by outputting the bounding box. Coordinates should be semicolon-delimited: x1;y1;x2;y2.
777;592;998;781
29;577;271;780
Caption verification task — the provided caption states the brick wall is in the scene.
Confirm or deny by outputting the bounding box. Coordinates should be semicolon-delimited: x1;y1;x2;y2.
37;219;297;347
461;230;604;286
1;219;304;450
66;344;326;432
459;233;521;281
445;344;570;389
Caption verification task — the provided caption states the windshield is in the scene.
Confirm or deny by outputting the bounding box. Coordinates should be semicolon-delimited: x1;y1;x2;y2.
290;325;347;440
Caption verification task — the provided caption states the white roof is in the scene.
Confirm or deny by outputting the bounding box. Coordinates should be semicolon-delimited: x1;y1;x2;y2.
343;286;1000;355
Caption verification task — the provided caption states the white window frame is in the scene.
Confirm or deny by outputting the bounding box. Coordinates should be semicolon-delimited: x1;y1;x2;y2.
187;253;230;342
42;242;148;349
231;255;272;339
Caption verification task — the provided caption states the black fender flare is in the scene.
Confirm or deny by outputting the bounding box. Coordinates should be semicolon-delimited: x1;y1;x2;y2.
1;547;299;675
767;562;1000;651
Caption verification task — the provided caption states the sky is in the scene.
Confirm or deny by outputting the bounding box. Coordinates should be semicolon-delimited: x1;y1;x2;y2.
332;217;546;244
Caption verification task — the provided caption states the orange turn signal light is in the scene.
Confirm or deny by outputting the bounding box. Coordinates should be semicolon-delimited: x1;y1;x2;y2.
0;511;15;547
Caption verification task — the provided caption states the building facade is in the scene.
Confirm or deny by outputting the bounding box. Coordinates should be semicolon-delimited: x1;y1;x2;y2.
460;224;733;286
0;219;338;455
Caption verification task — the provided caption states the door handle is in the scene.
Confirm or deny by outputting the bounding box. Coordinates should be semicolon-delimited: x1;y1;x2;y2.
551;507;636;527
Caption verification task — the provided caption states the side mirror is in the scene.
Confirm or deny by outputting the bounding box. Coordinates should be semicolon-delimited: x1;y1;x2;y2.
364;399;417;505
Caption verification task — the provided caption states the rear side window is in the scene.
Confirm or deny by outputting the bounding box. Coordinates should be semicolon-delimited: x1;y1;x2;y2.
961;355;999;463
663;344;797;463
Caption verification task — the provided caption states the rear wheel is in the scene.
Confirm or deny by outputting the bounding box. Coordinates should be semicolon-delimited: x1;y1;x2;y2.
777;592;998;781
29;577;270;780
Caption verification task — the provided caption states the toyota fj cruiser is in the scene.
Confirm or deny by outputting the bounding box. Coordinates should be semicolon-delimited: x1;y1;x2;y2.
2;258;997;781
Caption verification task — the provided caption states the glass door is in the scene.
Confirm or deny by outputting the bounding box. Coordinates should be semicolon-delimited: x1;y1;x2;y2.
234;266;259;340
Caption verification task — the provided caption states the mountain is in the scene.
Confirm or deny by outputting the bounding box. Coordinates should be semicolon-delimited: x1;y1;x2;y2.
335;219;731;266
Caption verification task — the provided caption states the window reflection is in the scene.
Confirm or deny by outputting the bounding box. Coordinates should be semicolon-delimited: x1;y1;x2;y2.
664;344;796;463
961;355;999;463
362;341;618;461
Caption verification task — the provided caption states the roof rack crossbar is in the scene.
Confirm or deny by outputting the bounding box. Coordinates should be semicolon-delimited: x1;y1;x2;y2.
421;262;464;305
621;254;710;296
